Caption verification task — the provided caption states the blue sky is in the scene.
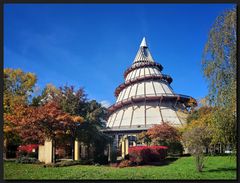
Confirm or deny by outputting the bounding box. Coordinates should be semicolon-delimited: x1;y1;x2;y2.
4;4;235;107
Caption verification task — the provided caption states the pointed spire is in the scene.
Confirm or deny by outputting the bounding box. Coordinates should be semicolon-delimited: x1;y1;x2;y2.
133;37;154;63
140;37;147;47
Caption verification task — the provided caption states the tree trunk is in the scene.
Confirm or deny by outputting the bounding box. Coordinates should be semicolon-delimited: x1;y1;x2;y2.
205;146;208;154
196;155;203;172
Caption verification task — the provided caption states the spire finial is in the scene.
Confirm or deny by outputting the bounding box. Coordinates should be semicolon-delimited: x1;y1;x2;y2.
140;37;147;47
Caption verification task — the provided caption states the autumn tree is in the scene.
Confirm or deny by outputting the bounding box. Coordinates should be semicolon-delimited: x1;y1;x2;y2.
146;123;183;155
147;123;180;144
202;8;236;148
4;68;37;112
6;105;39;146
3;68;37;158
13;102;83;162
28;83;109;161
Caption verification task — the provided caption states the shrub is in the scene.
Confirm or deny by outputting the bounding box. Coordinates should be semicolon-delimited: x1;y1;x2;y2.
16;151;27;158
167;141;184;156
16;144;39;158
28;152;38;158
17;144;38;153
15;157;40;164
128;146;168;165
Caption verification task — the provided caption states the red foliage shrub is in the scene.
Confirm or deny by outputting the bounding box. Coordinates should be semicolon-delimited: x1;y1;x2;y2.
17;144;38;153
17;144;39;157
128;146;168;165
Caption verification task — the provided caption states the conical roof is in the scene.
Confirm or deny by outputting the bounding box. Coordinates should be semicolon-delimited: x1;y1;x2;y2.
106;37;197;132
133;37;155;63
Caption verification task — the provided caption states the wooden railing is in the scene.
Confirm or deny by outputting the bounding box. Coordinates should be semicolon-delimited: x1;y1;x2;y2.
124;62;163;79
108;94;197;115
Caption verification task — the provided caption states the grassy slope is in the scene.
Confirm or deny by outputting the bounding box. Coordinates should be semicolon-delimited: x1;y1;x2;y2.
4;156;237;180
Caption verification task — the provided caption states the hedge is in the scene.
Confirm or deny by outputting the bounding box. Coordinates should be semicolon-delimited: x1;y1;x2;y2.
128;146;168;165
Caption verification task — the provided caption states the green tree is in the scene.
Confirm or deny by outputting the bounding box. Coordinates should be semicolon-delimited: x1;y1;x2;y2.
76;122;110;161
30;83;109;162
47;85;109;161
58;85;87;116
201;8;236;148
85;100;108;127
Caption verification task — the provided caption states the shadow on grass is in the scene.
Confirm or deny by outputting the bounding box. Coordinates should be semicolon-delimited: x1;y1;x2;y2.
146;157;178;166
206;167;236;172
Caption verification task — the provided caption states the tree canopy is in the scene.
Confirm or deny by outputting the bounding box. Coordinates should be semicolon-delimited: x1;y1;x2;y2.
202;8;236;107
4;68;37;113
201;8;236;147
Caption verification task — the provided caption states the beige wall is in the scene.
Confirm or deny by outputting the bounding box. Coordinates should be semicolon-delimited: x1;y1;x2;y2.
44;139;53;164
38;139;53;164
38;145;45;162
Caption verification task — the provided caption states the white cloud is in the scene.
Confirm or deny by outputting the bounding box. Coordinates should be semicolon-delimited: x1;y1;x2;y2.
100;100;111;108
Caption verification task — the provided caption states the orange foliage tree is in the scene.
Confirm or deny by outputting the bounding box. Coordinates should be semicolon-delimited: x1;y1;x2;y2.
147;123;180;145
5;102;83;162
146;123;183;154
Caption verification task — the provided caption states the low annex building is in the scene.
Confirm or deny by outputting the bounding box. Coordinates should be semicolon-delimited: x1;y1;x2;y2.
105;37;197;157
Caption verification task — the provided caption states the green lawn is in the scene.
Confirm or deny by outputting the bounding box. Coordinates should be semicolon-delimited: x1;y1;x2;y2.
4;156;236;180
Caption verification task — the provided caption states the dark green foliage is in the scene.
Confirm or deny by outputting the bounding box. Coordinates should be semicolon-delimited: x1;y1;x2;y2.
58;85;87;116
31;96;42;107
15;157;39;164
85;100;108;127
27;152;38;158
93;154;108;165
76;122;111;160
167;141;184;156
